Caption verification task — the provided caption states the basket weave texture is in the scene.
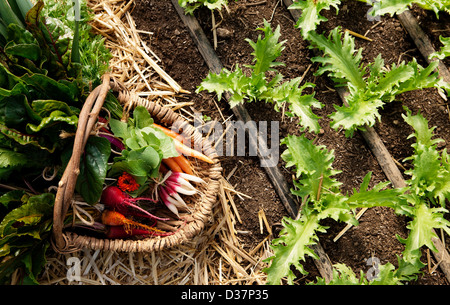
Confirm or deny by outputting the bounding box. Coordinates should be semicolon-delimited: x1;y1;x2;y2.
52;75;222;253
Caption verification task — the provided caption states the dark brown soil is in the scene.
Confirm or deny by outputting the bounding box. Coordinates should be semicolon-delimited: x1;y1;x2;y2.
131;0;450;285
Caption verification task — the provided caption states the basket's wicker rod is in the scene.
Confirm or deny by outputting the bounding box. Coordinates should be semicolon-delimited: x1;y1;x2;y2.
52;74;111;250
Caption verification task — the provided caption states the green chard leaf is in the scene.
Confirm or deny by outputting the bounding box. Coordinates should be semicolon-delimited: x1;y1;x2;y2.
75;136;111;204
0;192;54;284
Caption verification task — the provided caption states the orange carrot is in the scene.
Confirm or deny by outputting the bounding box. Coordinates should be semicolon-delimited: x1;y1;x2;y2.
163;157;183;173
173;138;214;164
101;210;165;234
173;155;193;175
153;123;214;164
153;123;184;140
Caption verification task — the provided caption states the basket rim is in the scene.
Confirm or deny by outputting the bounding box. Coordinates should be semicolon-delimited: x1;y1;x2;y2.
51;77;222;253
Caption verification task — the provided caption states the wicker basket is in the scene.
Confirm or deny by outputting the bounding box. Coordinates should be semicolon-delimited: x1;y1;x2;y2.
52;74;222;253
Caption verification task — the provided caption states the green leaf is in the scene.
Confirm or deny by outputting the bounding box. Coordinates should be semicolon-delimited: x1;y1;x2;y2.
178;0;229;14
402;109;450;206
281;134;341;201
372;0;450;18
26;110;78;133
311;28;443;137
399;200;450;266
265;79;322;133
0;147;29;168
75;136;111;204
346;172;406;211
0;192;53;284
309;27;366;90
430;36;450;60
20;73;79;103
31;99;78;118
0;63;21;91
109;118;130;140
329;92;385;137
246;20;285;74
313;263;367;285
0;190;25;208
289;0;341;39
264;213;322;284
132;105;154;129
0;192;54;237
4;23;41;61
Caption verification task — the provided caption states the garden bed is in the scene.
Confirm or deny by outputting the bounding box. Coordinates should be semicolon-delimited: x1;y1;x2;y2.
130;0;450;284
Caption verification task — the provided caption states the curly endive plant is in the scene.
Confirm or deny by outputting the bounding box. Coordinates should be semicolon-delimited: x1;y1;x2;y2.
264;109;450;285
308;27;446;137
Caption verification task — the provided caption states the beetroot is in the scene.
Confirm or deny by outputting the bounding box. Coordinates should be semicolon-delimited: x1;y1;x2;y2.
100;186;169;221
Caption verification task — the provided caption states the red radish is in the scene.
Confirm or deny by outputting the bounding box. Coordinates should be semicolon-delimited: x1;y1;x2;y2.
100;186;169;221
163;183;189;211
159;186;180;217
106;225;174;239
156;171;205;216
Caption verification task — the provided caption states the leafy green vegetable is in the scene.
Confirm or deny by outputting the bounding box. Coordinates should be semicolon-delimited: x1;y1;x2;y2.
109;106;178;185
265;110;450;285
370;0;450;18
75;137;111;204
198;20;323;133
430;36;450;60
0;0;113;285
308;27;443;137
0;192;54;284
402;108;450;207
312;262;403;285
264;134;405;284
40;0;112;86
0;0;112;182
289;0;341;39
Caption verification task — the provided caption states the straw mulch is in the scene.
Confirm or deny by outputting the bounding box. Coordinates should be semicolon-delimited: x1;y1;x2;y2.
38;0;271;285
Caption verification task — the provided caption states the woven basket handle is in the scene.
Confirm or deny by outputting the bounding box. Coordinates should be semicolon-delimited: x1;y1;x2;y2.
52;74;111;251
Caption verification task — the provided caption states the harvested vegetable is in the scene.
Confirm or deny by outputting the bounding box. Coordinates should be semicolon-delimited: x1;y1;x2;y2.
100;186;168;221
106;225;173;239
157;171;205;216
101;210;165;234
153;123;186;141
153;123;214;164
173;155;194;175
163;157;183;173
172;137;214;164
